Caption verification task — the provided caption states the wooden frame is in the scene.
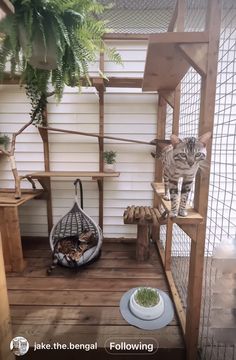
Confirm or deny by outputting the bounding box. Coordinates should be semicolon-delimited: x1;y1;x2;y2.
149;0;221;359
0;1;221;358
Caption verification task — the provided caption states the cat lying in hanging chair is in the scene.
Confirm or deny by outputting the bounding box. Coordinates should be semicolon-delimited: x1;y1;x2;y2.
47;230;97;275
157;132;211;218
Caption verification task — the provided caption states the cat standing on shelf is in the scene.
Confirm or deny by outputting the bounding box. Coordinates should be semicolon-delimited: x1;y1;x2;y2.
160;132;211;218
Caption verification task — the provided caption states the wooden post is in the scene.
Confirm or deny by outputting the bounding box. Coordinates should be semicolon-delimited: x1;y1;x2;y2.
98;90;104;230
0;207;25;272
164;218;173;270
152;96;167;242
98;52;105;230
136;225;149;261
38;121;53;235
185;1;222;359
0;233;15;360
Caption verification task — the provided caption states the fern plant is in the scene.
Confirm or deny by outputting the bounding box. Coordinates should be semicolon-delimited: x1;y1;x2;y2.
0;0;122;124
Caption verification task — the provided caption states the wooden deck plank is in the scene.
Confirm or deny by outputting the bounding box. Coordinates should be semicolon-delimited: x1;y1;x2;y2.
7;267;165;279
7;277;168;291
10;306;177;326
23;249;158;260
7;239;185;354
11;290;174;306
23;257;163;270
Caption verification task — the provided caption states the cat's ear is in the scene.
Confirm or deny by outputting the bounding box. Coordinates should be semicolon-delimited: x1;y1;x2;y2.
198;132;212;146
171;134;181;147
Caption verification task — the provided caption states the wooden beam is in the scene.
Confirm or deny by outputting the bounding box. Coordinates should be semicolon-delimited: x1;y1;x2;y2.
92;77;105;92
179;224;198;242
38;120;53;235
0;234;14;360
0;207;25;272
172;85;181;135
136;225;149;261
178;43;208;77
98;51;104;230
1;73;144;89
152;96;167;243
155;97;167;184
149;32;209;45
37;125;158;146
186;0;222;359
103;33;149;40
166;270;186;335
159;90;175;108
164;218;173;270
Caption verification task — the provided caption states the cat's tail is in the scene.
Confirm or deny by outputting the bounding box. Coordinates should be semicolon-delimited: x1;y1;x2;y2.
47;253;58;275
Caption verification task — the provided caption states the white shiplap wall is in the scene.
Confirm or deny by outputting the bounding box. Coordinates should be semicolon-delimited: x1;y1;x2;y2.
0;40;159;238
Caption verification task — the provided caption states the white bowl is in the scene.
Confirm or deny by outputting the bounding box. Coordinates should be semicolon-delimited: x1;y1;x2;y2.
129;288;164;320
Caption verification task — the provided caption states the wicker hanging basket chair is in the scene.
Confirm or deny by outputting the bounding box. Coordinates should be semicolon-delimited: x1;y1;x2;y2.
49;179;103;268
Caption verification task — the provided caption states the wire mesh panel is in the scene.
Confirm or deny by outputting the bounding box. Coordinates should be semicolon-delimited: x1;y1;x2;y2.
199;2;236;359
100;0;176;33
169;66;201;309
185;0;207;32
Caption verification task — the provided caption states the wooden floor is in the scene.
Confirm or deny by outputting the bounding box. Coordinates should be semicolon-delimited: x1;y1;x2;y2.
6;238;185;360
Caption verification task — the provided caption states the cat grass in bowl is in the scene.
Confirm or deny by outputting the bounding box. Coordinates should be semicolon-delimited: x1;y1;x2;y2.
129;287;164;320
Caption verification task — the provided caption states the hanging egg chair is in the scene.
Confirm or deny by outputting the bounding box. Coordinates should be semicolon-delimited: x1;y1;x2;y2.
49;179;103;269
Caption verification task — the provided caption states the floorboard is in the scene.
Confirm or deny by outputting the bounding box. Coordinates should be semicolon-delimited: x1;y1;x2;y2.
7;238;185;359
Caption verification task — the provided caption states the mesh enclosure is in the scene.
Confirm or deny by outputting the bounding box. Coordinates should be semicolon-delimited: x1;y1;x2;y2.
100;0;176;33
159;1;236;359
199;2;236;359
50;180;103;268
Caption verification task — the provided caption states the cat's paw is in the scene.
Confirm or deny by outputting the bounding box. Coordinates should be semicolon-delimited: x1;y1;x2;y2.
169;211;178;218
163;195;170;201
178;209;188;217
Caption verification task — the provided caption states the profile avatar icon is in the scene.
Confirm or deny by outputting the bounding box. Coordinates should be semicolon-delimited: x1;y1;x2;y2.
10;336;29;356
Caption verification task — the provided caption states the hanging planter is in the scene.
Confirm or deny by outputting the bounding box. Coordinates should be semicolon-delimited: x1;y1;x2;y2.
19;26;57;70
0;0;122;124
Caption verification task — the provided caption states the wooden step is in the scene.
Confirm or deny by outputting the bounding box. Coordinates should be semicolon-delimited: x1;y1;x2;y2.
151;182;203;225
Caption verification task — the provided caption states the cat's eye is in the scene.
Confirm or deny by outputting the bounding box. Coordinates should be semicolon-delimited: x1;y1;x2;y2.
195;152;202;158
180;153;187;158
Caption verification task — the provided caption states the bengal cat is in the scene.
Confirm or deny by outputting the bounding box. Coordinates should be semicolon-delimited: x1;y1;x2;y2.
161;132;211;217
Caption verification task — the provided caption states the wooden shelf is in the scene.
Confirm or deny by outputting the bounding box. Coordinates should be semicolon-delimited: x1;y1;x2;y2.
0;189;43;207
142;32;209;91
151;182;203;224
23;171;120;180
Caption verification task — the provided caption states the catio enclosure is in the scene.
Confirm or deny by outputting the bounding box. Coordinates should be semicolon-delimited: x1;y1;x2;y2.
0;0;236;360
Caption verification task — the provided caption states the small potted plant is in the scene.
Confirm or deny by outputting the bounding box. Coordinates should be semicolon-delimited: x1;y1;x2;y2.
103;150;117;172
129;287;164;320
0;134;10;152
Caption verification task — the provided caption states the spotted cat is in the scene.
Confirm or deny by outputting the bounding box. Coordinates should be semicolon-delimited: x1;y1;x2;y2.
47;230;95;275
161;132;211;217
